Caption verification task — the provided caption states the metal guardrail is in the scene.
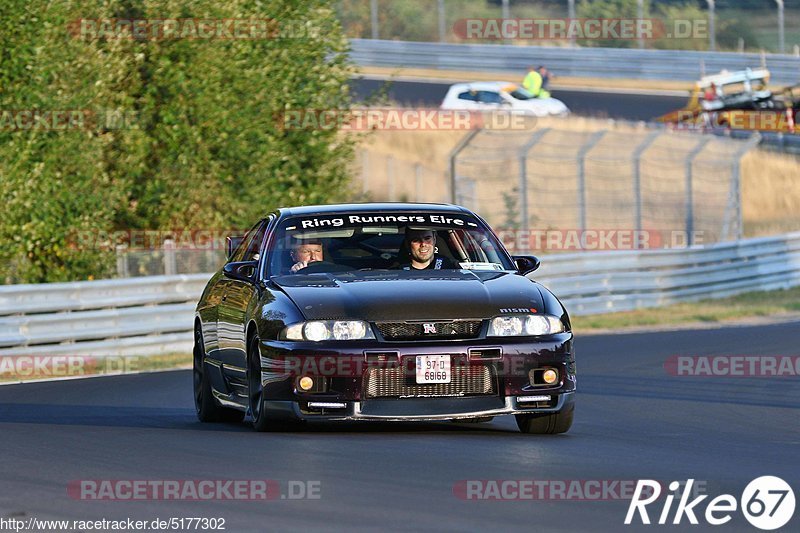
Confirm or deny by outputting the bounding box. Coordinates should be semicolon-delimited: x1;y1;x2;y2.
1;233;798;356
0;274;209;356
350;39;800;85
534;232;800;315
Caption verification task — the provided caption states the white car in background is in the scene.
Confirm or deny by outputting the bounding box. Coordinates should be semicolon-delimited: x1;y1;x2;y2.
441;81;570;117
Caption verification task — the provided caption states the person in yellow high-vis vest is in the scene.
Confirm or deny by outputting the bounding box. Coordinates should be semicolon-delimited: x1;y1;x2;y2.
522;65;550;99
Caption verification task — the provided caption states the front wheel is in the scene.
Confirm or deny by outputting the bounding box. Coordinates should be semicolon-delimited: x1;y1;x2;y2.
247;335;302;432
515;408;573;435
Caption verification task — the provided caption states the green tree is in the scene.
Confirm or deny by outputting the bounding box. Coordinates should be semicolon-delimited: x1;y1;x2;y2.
0;0;355;283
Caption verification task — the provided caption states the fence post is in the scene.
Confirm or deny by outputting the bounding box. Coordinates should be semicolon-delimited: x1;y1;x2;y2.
576;131;606;233
449;128;481;203
518;128;551;233
163;239;177;276
707;0;716;52
685;137;712;246
116;244;129;278
415;163;422;202
777;0;785;54
438;0;446;42
632;131;661;241
370;0;379;39
568;0;576;47
387;155;395;201
361;149;369;195
723;133;761;241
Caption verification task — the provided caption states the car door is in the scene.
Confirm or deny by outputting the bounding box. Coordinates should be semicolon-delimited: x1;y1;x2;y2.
216;218;270;385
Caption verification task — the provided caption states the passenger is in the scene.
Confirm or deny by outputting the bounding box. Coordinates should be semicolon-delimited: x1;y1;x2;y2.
522;65;550;99
399;229;456;270
537;65;552;91
289;239;324;273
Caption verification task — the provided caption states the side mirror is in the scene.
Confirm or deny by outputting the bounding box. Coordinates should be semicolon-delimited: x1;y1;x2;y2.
226;235;244;260
223;260;258;282
513;255;541;276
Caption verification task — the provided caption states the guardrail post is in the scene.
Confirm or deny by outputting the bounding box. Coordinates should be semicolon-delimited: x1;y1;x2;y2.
632;131;661;241
163;239;177;276
449;128;481;204
518;128;551;233
685;137;712;246
576;131;606;233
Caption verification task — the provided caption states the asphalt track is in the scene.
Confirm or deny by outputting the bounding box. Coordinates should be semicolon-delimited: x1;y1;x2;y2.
1;321;798;532
351;78;687;121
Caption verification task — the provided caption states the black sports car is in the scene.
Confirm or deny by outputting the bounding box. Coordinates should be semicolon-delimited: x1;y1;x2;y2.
194;203;575;433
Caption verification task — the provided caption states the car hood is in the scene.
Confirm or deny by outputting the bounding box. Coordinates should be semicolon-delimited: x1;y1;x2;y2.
270;270;545;321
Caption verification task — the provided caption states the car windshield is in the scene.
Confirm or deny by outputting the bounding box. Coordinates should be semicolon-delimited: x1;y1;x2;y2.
268;212;515;275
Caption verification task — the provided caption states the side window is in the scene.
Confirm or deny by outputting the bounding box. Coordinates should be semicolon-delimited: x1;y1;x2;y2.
457;91;477;101
241;222;268;262
231;220;265;263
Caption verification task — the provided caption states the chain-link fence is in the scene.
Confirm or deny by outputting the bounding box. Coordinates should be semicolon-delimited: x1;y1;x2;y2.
339;0;800;54
116;242;224;278
357;150;451;203
116;127;761;276
449;128;760;251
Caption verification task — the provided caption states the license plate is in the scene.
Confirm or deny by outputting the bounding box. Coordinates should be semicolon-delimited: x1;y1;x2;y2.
416;354;451;384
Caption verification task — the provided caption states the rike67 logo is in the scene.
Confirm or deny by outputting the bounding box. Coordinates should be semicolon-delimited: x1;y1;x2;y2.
626;477;795;530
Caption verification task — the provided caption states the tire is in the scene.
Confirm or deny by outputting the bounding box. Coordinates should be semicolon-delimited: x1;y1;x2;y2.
515;408;573;435
247;335;302;432
194;326;245;423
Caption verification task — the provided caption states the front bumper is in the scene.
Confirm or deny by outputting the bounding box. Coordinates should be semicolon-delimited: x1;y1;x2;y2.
263;392;575;422
257;335;575;421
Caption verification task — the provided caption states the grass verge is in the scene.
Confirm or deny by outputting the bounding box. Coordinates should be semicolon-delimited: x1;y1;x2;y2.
574;286;800;333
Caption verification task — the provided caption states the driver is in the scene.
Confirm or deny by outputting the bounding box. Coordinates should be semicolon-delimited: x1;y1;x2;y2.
289;239;324;273
399;229;456;270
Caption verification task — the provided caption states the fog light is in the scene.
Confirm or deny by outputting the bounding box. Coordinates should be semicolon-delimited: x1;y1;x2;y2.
298;376;314;391
543;369;558;384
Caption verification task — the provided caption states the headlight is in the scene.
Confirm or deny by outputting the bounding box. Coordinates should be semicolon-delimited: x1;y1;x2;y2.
281;320;375;341
488;314;566;336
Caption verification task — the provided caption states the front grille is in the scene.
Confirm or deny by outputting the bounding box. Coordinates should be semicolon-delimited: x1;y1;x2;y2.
364;363;495;399
375;320;483;340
